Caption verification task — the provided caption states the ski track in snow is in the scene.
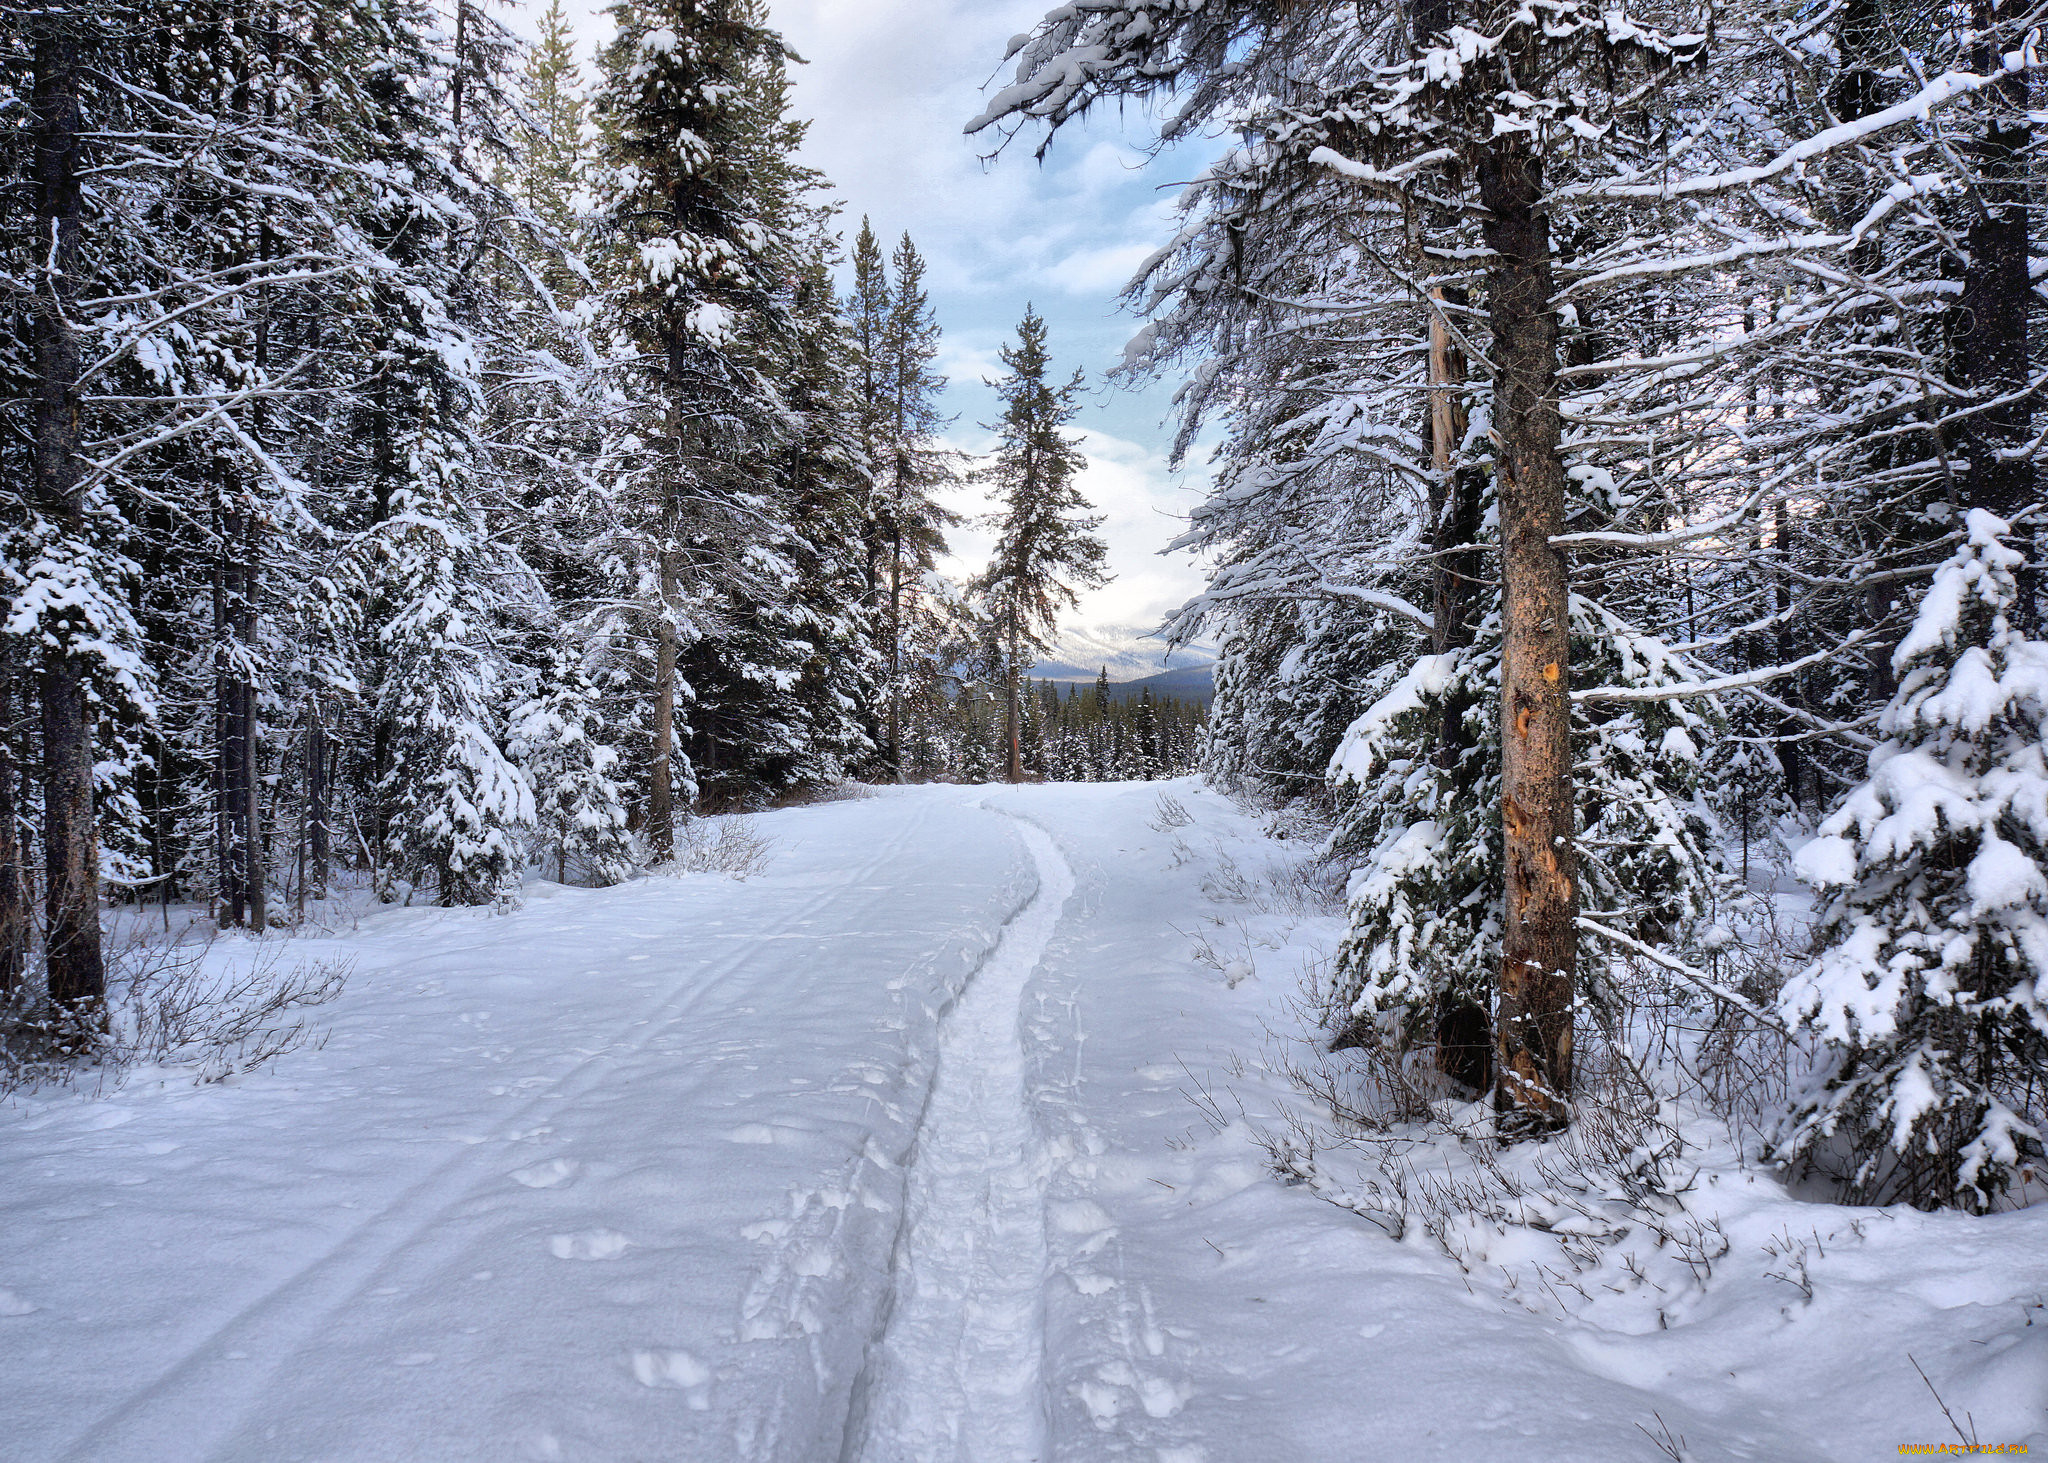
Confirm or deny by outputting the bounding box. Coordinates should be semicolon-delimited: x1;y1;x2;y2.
51;801;942;1463
846;814;1072;1463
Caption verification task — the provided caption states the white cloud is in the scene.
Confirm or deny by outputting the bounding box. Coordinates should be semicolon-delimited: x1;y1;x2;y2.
935;425;1209;652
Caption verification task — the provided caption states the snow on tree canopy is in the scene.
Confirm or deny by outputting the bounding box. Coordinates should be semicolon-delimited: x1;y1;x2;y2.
1777;511;2048;1211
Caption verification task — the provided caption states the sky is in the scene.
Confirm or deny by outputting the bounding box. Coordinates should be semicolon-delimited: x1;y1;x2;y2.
531;0;1217;675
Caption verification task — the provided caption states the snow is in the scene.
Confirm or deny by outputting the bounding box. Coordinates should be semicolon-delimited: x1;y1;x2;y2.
3;783;2045;1461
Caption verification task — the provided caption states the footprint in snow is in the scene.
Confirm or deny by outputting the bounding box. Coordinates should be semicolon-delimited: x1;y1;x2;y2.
549;1229;630;1261
631;1349;712;1410
511;1158;580;1189
0;1288;37;1317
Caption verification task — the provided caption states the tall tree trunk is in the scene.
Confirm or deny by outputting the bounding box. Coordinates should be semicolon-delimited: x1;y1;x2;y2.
306;699;328;901
217;507;250;928
1006;615;1022;783
1477;136;1575;1136
647;551;680;862
1426;284;1493;1094
888;524;904;781
1772;498;1805;811
30;16;104;1025
0;632;24;998
1961;1;2034;546
239;513;266;932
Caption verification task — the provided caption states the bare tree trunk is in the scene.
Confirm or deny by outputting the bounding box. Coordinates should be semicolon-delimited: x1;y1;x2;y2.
1426;284;1493;1094
888;525;904;782
240;511;266;932
30;16;104;1026
216;507;249;928
306;700;328;901
0;634;24;998
1006;616;1022;783
1773;498;1803;811
242;675;265;931
1962;0;2034;552
1477;135;1575;1136
647;552;680;862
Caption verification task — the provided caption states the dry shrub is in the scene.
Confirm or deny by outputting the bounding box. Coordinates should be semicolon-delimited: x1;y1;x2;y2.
1148;791;1194;831
671;816;776;880
1221;945;1740;1316
771;779;874;809
3;936;352;1096
1198;846;1345;919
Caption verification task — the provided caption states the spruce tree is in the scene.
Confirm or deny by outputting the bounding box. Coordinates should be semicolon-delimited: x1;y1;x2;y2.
846;228;959;777
511;648;634;887
970;308;1109;783
589;0;786;851
1779;513;2048;1211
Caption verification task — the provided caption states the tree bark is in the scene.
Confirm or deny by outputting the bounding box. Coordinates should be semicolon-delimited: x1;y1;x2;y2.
1006;615;1023;783
306;699;329;901
887;523;904;781
217;507;249;928
30;15;105;1024
240;511;266;932
1477;136;1575;1135
1961;2;2033;554
647;551;680;862
1425;284;1494;1094
0;633;25;998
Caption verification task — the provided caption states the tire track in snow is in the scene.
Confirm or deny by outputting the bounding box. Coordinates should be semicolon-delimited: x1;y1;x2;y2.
54;800;939;1463
845;815;1074;1463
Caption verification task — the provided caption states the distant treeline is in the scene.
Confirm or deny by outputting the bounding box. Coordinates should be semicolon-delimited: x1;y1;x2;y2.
899;672;1204;784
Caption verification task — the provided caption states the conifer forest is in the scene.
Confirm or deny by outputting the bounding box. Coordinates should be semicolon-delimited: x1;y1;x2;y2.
3;0;2048;1459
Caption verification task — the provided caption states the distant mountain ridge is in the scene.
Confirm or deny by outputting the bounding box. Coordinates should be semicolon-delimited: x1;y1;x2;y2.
1030;624;1214;684
1030;663;1214;706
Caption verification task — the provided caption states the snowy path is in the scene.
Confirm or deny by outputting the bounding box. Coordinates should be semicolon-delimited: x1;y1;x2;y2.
3;782;2044;1462
849;816;1072;1463
55;800;951;1463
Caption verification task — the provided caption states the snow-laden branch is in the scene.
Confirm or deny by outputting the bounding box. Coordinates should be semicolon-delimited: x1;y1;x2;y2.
1574;627;1879;704
1308;145;1457;190
73;359;315;498
77;263;360;388
1556;58;2041;202
1577;919;1791;1034
1551;462;1792;550
1316;582;1437;631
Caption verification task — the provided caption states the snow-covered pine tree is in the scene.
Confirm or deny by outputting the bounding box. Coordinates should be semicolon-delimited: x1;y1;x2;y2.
329;0;539;907
672;40;874;804
511;647;634;886
970;307;1109;784
1778;512;2048;1211
589;0;789;847
516;0;586;240
848;230;960;779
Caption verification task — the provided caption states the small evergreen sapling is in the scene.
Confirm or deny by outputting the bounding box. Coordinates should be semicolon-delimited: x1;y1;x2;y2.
511;649;634;887
1778;511;2048;1211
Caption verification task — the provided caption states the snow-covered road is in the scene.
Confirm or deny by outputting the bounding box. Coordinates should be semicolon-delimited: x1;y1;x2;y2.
2;782;2043;1462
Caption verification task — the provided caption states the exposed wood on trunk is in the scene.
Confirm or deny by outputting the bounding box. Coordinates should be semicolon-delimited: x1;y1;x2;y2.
1426;284;1492;1094
29;15;105;1024
1477;135;1575;1135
